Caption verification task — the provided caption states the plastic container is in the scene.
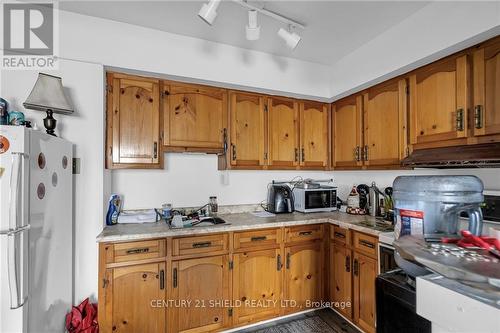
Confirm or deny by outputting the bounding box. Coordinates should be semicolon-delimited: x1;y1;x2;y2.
393;175;484;240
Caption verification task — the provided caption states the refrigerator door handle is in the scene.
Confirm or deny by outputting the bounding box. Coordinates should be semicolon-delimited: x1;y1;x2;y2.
6;227;28;309
9;152;28;230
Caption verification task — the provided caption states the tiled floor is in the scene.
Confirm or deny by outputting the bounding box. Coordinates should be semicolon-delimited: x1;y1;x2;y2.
234;309;361;333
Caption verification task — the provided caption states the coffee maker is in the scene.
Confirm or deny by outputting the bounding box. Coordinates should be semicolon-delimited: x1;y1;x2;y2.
393;175;484;241
267;184;294;214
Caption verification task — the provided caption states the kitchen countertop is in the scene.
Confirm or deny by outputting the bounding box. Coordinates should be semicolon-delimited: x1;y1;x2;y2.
96;211;388;242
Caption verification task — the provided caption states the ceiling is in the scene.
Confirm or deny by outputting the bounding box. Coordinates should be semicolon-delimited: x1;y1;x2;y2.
59;1;430;65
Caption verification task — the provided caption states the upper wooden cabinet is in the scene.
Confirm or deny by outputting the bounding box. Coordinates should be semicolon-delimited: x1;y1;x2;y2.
409;55;469;149
333;95;363;169
228;91;266;168
267;97;300;169
363;79;408;167
163;81;228;152
106;73;161;169
472;38;500;139
299;101;329;169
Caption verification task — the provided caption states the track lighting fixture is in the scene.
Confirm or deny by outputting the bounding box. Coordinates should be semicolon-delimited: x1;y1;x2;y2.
198;0;221;26
245;10;260;41
277;26;301;50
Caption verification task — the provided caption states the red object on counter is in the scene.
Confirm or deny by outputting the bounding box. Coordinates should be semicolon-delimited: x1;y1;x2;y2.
441;231;500;251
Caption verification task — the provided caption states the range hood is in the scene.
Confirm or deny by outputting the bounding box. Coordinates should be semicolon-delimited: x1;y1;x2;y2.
402;143;500;168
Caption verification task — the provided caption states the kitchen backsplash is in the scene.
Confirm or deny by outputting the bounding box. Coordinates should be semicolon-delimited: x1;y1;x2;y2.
112;153;500;210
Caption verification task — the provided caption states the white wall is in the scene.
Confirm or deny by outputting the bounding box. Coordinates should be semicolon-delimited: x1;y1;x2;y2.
0;60;107;304
329;1;500;99
112;154;500;209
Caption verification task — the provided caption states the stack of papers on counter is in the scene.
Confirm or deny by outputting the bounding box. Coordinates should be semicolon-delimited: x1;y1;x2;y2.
118;209;160;224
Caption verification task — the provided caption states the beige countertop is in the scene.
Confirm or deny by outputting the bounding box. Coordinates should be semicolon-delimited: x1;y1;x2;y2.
97;211;391;243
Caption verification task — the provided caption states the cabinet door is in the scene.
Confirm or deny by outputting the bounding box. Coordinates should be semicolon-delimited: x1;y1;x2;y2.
268;97;299;169
353;252;377;333
473;39;500;138
163;82;227;151
233;249;282;326
102;262;166;333
284;242;323;314
107;73;161;168
363;79;408;167
409;55;469;149
171;255;230;333
299;101;329;169
229;91;266;168
330;243;352;320
333;95;363;168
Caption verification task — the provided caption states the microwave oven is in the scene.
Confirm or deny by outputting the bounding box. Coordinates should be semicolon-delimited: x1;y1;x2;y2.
292;186;337;213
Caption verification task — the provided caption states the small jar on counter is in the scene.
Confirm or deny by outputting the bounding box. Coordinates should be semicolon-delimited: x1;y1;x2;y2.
208;196;218;216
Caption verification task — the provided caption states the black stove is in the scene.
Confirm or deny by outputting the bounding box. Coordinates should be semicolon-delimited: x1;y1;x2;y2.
376;269;431;333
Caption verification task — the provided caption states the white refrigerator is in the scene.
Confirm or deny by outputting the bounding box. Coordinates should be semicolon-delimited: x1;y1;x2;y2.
0;125;73;333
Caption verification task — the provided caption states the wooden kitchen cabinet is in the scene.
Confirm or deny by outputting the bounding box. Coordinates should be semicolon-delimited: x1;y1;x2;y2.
106;73;161;169
232;249;283;326
353;252;377;333
330;243;352;320
284;242;323;314
170;255;230;333
228;91;267;168
333;95;363;169
409;54;469;150
163;81;228;152
267;97;300;169
299;101;329;169
101;261;166;333
472;38;500;139
363;79;408;167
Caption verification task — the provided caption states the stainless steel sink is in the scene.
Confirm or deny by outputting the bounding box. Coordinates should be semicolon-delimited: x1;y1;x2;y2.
356;220;394;232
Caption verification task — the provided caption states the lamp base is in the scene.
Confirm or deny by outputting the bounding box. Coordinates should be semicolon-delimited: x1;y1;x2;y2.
43;109;57;136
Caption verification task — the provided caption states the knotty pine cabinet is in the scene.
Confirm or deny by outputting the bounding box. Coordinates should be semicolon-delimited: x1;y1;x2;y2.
330;242;352;320
106;73;162;169
228;91;267;168
267;97;300;169
283;242;323;314
232;248;283;326
162;81;228;153
170;255;230;333
299;101;329;169
332;95;363;169
472;38;500;140
353;252;377;333
409;54;469;150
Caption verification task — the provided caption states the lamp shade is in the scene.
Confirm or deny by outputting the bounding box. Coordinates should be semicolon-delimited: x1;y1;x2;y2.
23;73;74;114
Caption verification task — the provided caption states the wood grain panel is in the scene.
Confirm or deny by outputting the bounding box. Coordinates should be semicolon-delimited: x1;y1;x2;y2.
268;97;299;168
299;102;329;169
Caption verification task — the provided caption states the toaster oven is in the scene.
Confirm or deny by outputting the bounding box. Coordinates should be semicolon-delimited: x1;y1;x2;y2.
292;186;337;213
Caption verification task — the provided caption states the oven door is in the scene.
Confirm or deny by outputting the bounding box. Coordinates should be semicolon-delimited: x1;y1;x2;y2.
304;190;335;212
378;243;397;274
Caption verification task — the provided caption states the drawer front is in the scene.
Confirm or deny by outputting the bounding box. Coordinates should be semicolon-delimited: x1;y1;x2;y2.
112;239;166;263
353;231;378;258
331;225;350;245
233;228;281;251
172;234;228;257
285;224;323;244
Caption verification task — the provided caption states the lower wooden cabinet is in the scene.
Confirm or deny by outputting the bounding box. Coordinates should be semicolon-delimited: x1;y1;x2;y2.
330;243;352;319
284;242;323;314
170;255;230;333
353;252;377;333
101;262;166;333
232;249;282;326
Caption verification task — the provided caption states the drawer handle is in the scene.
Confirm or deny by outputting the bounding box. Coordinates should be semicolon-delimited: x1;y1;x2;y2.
126;247;150;254
359;239;375;249
251;236;267;242
334;232;346;239
299;231;313;236
192;241;212;248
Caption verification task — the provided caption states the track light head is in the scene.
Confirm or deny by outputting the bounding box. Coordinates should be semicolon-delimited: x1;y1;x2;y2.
245;10;260;41
277;26;301;50
198;0;221;26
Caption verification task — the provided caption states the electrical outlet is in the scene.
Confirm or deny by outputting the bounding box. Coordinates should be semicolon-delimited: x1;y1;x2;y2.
72;158;80;174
